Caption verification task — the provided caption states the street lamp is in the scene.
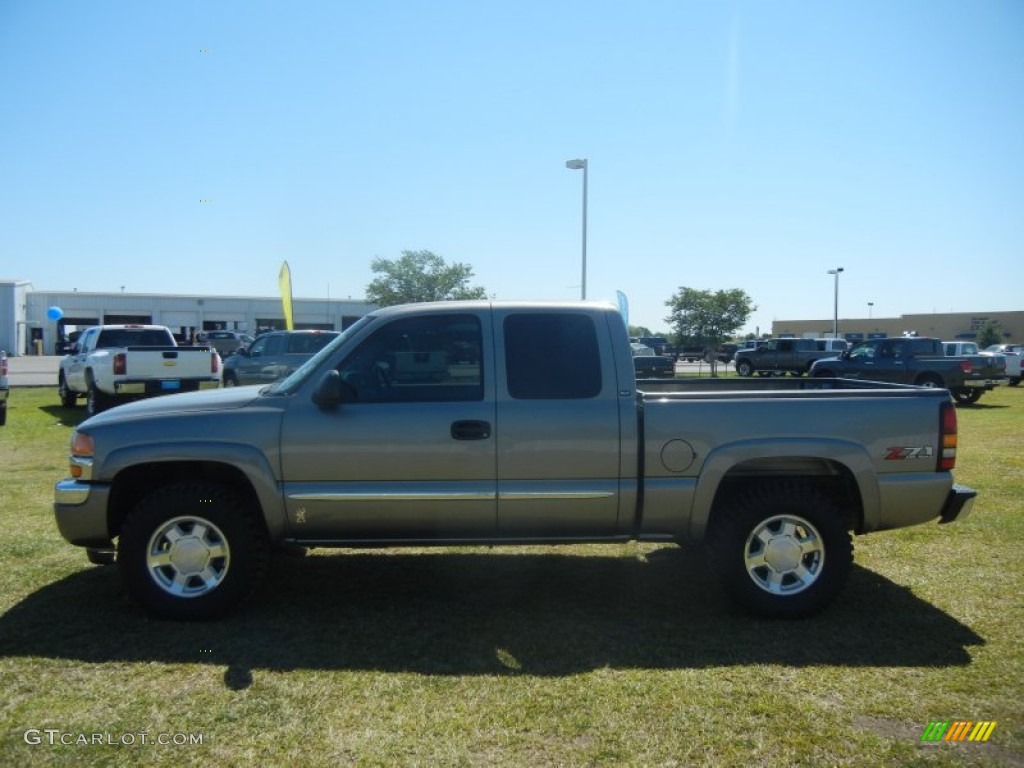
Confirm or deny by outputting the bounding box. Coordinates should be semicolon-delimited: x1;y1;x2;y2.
827;267;844;338
867;301;874;319
565;158;588;300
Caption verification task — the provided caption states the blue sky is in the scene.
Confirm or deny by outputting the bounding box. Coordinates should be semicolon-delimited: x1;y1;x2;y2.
2;0;1021;335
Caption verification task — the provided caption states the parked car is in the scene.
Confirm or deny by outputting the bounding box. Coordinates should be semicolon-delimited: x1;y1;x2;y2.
734;338;839;377
983;343;1021;386
716;343;739;363
0;350;8;426
197;330;254;358
58;325;223;415
222;330;340;386
811;336;1001;405
54;301;976;621
633;351;675;378
634;336;671;356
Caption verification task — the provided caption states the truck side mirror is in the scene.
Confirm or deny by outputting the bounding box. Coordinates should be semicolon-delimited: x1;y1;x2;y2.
313;370;357;407
313;370;343;407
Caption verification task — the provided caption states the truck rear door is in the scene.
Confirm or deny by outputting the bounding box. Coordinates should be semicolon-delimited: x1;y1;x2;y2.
492;309;627;537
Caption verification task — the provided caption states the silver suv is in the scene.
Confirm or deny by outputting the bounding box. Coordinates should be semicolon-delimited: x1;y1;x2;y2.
222;330;339;386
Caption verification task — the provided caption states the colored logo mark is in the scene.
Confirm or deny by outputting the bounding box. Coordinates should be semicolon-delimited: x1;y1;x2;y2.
921;721;997;742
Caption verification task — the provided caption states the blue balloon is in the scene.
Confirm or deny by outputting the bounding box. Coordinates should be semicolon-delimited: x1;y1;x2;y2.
47;306;64;321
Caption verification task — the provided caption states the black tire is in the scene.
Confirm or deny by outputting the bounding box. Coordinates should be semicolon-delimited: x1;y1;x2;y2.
86;382;110;416
705;482;853;619
58;374;78;408
223;372;238;387
0;402;6;427
118;482;269;620
735;360;754;377
952;388;983;405
1009;377;1020;387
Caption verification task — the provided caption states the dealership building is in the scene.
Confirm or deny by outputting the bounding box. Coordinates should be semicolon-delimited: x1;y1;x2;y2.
0;280;376;355
771;310;1022;344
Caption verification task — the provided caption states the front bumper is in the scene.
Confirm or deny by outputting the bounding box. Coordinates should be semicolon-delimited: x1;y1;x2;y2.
54;479;113;548
939;483;977;524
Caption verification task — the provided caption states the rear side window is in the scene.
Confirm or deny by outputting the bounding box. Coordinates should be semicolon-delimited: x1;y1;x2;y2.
504;314;601;399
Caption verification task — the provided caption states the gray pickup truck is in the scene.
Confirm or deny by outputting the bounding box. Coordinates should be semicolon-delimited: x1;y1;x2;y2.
55;302;976;621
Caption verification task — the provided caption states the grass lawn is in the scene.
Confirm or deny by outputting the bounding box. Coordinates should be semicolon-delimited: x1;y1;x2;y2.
1;385;1021;766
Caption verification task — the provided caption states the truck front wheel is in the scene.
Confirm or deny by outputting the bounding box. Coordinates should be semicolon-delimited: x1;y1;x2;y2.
735;360;753;377
706;483;853;618
118;482;269;620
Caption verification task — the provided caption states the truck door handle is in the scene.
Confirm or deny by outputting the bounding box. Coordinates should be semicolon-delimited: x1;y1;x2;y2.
451;420;491;440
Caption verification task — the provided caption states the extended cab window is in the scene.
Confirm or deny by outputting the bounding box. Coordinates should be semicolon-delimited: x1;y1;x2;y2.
337;314;483;403
504;313;601;399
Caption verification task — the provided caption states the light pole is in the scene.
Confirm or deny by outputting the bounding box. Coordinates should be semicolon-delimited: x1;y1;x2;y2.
867;301;873;319
565;158;588;300
827;267;844;338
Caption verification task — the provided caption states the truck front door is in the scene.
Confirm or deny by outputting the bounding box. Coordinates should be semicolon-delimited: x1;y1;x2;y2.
279;312;497;541
64;328;96;391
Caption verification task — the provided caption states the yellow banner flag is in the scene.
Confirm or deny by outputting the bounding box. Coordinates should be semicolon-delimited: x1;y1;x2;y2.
279;261;294;330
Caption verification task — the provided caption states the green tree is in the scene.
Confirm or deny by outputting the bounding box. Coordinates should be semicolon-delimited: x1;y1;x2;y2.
366;250;488;307
665;287;756;375
976;320;1003;349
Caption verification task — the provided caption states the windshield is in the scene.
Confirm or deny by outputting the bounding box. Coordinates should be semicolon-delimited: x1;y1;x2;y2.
264;315;375;395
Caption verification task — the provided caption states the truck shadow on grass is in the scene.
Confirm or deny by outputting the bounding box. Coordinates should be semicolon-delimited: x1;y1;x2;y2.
0;545;982;687
38;404;89;428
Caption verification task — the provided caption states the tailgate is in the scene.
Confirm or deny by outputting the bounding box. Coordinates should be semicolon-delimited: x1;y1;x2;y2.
121;347;218;380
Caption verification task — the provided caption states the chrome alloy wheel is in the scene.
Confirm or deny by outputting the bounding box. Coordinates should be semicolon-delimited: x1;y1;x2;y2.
743;514;825;596
145;516;231;598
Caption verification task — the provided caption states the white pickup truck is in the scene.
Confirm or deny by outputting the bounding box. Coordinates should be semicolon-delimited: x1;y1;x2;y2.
58;325;222;415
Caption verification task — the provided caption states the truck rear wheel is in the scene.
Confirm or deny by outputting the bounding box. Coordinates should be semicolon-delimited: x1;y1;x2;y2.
118;482;269;620
706;483;853;618
86;383;109;416
952;388;983;405
59;374;78;408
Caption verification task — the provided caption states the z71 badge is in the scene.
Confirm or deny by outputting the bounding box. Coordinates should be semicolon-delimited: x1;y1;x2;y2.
884;446;935;460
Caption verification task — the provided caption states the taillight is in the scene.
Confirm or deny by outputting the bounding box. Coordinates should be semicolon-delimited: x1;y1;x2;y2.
939;400;957;471
959;361;972;374
0;355;7;376
211;352;220;373
113;352;127;375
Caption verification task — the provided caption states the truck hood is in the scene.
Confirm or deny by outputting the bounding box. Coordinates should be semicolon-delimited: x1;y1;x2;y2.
80;386;265;427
